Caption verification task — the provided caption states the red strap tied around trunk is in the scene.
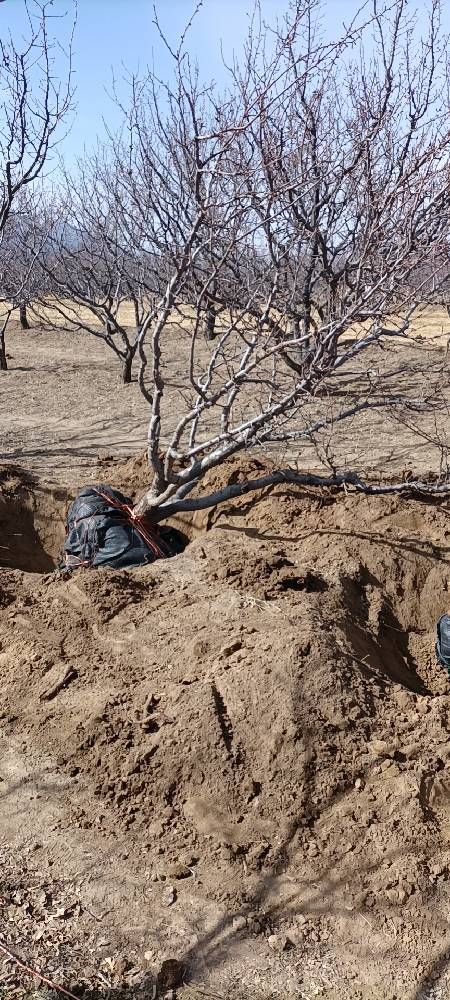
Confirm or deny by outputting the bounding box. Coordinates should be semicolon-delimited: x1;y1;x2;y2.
93;488;166;560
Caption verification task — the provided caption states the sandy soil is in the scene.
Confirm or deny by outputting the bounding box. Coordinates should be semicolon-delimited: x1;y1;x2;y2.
2;314;450;999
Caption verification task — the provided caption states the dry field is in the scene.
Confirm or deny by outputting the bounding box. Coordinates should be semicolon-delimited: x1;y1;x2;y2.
1;309;450;1000
1;304;450;486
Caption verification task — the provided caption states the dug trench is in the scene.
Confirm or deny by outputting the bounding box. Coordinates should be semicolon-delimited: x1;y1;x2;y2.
3;456;450;997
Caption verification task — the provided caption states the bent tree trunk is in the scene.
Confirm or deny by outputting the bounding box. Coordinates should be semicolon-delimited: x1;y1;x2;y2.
19;302;30;330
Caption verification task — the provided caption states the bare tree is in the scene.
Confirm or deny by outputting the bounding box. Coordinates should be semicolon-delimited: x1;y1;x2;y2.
0;0;75;370
98;0;450;521
0;190;48;367
30;151;165;384
27;0;450;514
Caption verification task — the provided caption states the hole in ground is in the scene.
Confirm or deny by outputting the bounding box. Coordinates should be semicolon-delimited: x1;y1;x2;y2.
0;466;190;573
339;570;449;696
0;467;67;572
278;571;328;593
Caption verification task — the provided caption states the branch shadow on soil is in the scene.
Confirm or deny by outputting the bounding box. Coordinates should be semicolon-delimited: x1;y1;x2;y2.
3;768;447;1000
219;516;450;565
412;950;450;1000
9;736;439;998
58;818;437;999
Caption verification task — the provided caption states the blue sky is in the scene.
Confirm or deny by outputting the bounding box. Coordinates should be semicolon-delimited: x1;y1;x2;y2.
2;0;449;166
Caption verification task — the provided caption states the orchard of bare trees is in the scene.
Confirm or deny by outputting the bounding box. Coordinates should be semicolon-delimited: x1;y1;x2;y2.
3;0;450;520
0;0;74;368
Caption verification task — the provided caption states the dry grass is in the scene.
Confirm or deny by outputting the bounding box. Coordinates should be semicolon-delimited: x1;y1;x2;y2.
3;299;450;343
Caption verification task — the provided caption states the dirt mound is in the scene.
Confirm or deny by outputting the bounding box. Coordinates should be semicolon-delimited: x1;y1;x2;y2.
3;461;450;993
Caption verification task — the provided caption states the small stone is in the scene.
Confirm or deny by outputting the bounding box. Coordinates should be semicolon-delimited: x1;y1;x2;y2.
114;957;131;978
165;861;192;880
267;933;292;952
367;738;395;757
402;742;420;760
232;915;247;932
162;884;176;907
394;690;413;711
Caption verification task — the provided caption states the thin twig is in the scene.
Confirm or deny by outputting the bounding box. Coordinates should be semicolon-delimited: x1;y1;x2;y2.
0;938;79;1000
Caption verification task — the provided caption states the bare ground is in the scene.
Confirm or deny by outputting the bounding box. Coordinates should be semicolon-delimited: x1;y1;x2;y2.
1;307;450;485
2;317;450;999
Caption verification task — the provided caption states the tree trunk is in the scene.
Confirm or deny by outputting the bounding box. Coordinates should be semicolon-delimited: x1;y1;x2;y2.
203;303;217;341
289;315;302;362
0;327;7;371
19;302;30;330
122;352;133;384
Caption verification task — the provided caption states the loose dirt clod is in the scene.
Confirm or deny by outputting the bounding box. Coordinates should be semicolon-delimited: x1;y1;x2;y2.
39;664;77;701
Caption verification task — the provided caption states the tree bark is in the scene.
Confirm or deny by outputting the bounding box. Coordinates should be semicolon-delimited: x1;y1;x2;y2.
203;303;217;341
122;352;133;384
0;327;7;371
19;302;30;329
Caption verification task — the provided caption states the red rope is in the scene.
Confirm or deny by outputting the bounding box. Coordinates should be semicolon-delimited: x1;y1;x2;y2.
93;489;167;560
